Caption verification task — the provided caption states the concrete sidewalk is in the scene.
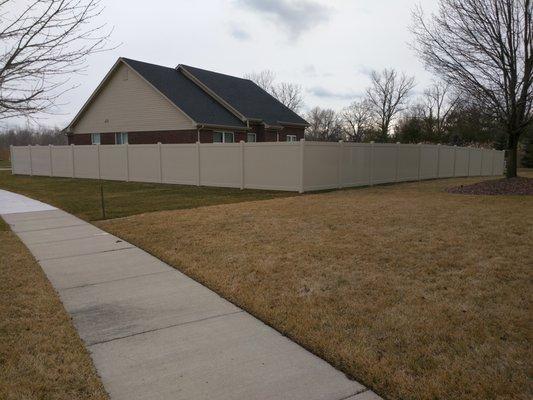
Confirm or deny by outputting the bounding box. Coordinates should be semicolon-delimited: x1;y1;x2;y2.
0;189;381;400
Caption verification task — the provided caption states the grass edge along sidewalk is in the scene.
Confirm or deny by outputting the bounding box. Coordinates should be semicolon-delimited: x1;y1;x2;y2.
98;173;533;400
0;217;109;400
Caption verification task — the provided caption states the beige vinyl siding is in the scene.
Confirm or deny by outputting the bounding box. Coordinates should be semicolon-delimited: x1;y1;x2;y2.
71;63;195;134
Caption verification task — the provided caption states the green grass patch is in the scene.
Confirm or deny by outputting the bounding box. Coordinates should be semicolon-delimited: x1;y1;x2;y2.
0;170;296;221
0;159;10;168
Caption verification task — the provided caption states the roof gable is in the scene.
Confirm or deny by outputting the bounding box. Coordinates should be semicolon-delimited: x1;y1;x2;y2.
122;58;246;128
179;64;308;126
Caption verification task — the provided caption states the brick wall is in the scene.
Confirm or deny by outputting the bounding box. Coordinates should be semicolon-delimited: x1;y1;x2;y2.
67;125;305;145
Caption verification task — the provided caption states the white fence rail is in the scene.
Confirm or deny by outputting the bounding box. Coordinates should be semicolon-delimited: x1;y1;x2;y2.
10;141;505;193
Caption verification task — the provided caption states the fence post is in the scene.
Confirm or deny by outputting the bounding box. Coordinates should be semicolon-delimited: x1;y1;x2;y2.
417;143;422;181
9;145;13;175
369;141;375;186
71;144;75;178
49;144;54;177
158;142;163;183
240;140;245;190
467;146;472;176
125;144;130;182
299;139;305;193
453;145;457;177
28;145;33;176
436;144;441;178
196;141;201;186
96;144;101;180
338;140;343;189
491;149;496;176
395;142;400;182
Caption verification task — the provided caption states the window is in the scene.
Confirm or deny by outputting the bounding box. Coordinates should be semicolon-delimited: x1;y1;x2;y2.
247;133;257;142
91;133;101;145
286;134;297;142
115;132;128;144
213;131;234;143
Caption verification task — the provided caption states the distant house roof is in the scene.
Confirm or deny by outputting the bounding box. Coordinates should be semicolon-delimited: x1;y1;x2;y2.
178;64;308;127
67;57;308;132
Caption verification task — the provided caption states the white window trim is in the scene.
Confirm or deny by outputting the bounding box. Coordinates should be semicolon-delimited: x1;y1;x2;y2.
247;132;257;142
213;131;235;143
286;134;297;142
91;133;101;145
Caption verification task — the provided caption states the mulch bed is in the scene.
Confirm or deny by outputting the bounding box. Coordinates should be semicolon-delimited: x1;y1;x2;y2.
446;176;533;195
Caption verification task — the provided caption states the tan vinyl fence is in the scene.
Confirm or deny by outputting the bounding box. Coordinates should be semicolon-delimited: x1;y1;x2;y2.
10;141;505;193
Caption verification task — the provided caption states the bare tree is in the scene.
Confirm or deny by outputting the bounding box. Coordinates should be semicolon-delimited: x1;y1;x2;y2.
340;99;373;141
244;70;276;92
245;70;304;112
366;69;416;142
412;0;533;178
305;106;343;141
0;0;112;120
271;82;304;113
422;81;460;137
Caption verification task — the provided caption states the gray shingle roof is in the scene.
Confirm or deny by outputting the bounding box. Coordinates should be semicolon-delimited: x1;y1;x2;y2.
180;64;308;126
122;58;246;128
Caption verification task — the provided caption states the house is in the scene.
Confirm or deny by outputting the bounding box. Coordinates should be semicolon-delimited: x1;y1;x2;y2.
65;57;309;145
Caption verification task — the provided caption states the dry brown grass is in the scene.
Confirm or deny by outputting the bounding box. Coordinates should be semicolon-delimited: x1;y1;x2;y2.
98;172;533;400
0;223;108;400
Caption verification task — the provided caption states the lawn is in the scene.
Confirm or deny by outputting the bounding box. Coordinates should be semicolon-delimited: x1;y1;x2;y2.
0;219;108;400
0;170;295;220
98;172;533;400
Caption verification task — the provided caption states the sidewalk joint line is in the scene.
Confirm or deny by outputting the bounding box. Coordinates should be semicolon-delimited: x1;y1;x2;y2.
13;223;87;233
37;246;135;261
88;310;244;347
61;270;174;290
22;233;110;246
337;388;369;400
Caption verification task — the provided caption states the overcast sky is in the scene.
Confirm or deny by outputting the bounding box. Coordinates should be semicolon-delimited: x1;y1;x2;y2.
7;0;439;129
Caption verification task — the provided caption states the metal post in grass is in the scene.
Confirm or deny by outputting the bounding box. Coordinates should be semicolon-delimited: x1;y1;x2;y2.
100;180;106;220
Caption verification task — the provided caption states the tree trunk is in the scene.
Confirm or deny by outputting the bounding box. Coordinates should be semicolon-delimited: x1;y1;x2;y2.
506;134;518;178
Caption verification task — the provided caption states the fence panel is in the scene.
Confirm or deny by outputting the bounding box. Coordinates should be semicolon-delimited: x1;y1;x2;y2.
30;146;51;176
481;149;493;176
199;144;241;188
493;151;505;175
398;144;420;182
99;145;127;181
438;146;455;178
11;146;31;175
161;144;197;185
468;148;483;176
51;146;73;177
128;144;160;183
454;147;469;176
73;146;98;178
341;143;371;187
420;145;439;179
244;142;300;191
372;144;397;184
303;142;339;191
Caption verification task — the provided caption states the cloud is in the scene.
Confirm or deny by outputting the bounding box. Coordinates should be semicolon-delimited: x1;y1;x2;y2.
307;86;361;100
238;0;331;39
229;26;251;40
355;65;374;77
